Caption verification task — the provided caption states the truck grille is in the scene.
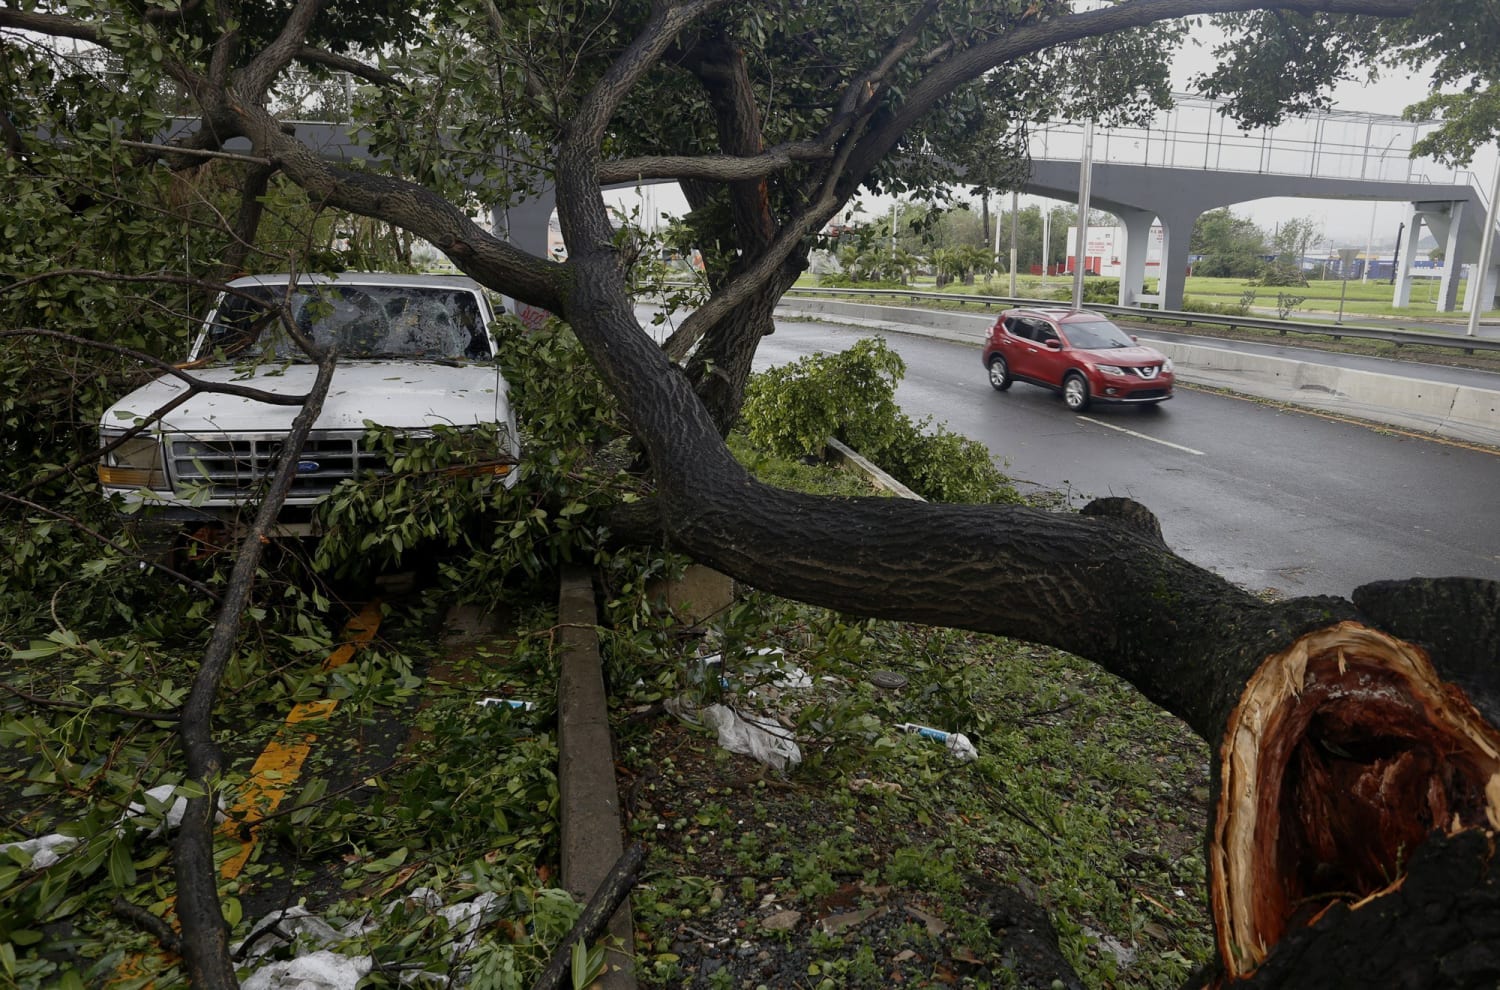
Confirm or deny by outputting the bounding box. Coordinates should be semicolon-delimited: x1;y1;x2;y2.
167;432;390;499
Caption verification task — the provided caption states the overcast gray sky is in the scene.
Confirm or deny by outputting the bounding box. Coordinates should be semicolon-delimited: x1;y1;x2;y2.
607;23;1492;254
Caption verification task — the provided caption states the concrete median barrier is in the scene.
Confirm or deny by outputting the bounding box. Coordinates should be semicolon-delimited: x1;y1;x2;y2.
1148;340;1498;446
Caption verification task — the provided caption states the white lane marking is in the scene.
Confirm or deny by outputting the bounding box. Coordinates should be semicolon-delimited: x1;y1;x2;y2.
1078;416;1206;456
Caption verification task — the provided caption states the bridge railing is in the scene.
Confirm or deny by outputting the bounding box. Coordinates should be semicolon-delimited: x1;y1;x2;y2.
1029;94;1476;190
769;285;1500;356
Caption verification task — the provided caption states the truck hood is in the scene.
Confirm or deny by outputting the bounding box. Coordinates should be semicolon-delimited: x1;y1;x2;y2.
102;361;511;434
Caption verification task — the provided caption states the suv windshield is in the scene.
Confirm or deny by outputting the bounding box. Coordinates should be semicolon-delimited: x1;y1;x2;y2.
201;284;491;362
1060;319;1133;350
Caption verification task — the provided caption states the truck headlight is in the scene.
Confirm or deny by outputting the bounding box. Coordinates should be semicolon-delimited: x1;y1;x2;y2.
99;431;167;489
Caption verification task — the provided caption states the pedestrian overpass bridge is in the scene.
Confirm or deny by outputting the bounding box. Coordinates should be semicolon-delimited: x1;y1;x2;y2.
1017;95;1494;313
172;92;1497;316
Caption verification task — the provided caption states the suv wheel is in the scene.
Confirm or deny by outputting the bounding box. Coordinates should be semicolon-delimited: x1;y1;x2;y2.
1062;373;1091;412
987;355;1012;391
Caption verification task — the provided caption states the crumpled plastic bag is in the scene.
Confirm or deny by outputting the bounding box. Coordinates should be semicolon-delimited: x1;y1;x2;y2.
239;950;372;990
235;891;501;988
0;783;218;872
0;833;78;870
667;698;802;770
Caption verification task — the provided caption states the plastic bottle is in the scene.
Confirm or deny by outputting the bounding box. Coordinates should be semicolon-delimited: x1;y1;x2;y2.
478;697;535;711
896;722;978;762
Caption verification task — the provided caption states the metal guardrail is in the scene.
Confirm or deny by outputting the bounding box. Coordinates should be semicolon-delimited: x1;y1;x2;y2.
776;285;1500;356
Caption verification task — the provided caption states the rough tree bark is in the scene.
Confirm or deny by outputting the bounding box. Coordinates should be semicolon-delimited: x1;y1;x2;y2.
17;0;1490;982
670;36;809;434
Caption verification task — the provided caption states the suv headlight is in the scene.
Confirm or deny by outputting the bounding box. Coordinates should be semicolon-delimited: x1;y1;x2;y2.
98;430;167;489
1163;358;1174;373
1096;364;1126;376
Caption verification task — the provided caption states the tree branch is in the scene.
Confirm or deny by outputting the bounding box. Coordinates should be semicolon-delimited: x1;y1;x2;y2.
0;8;101;45
0;681;181;725
597;144;833;185
0;328;312;406
173;349;338;988
0;492;222;601
295;45;402;88
844;0;1421;182
225;102;568;314
234;0;325;98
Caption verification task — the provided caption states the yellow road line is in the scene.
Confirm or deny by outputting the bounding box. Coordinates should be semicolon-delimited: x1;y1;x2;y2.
110;602;382;986
219;602;382;878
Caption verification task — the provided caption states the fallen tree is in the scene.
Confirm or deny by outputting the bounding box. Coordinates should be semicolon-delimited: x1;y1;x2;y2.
7;0;1500;984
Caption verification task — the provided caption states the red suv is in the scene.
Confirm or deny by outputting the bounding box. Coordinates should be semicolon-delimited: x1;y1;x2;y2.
982;308;1173;411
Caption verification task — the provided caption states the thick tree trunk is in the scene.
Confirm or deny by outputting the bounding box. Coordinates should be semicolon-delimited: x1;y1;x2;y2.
583;264;1500;984
1206;616;1500;985
682;264;802;433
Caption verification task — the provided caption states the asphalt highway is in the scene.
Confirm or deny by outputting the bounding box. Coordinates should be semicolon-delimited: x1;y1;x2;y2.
750;317;1500;599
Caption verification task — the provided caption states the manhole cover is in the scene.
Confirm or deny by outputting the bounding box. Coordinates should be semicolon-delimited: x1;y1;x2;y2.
868;670;908;690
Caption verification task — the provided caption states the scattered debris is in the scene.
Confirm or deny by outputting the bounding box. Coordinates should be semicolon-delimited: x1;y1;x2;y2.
666;698;803;770
0;783;212;872
896;722;979;762
760;909;803;932
477;697;536;711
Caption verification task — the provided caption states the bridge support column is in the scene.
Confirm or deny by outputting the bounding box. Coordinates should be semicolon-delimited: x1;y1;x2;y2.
1392;206;1422;307
1116;208;1156;306
1154;208;1198;312
490;190;559;327
490;191;557;259
1420;202;1464;312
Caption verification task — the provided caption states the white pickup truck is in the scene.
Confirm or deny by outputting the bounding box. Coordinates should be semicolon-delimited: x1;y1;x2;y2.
98;272;521;536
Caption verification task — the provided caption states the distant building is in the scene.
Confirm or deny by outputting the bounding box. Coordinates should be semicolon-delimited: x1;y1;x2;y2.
1065;225;1163;277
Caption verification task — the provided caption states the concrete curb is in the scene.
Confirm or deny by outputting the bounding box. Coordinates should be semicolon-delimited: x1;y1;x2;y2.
557;567;637;989
776;300;1500;448
824;437;924;500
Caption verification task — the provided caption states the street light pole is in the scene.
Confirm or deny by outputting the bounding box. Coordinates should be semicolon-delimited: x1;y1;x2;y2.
1009;190;1019;298
1042;208;1051;286
1466;157;1500;337
1071;118;1096;310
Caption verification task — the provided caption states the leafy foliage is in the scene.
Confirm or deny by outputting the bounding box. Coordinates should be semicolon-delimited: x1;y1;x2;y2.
313;317;640;601
0;317;637;987
740;339;1020;504
1194;5;1500;167
1252;264;1309;288
1190;208;1268;280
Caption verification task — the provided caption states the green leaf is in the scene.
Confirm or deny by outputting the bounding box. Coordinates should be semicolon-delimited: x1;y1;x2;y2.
107;837;137;888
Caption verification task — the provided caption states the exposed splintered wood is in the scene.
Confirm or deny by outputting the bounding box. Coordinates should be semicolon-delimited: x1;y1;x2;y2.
1211;622;1500;981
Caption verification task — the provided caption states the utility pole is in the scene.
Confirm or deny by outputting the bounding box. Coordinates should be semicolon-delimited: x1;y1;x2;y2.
1071;119;1095;310
1389;221;1404;285
1008;190;1019;297
1466;158;1500;337
1041;208;1051;285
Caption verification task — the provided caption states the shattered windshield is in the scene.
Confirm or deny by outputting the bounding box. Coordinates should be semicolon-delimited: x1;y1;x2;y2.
199;283;492;362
